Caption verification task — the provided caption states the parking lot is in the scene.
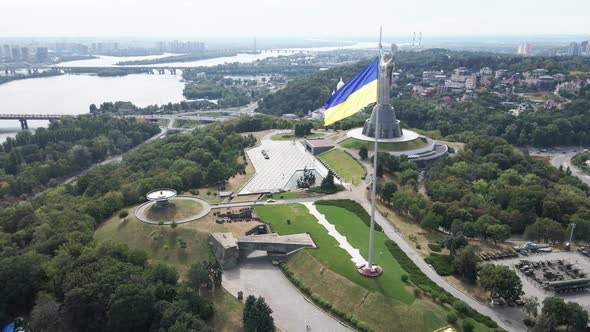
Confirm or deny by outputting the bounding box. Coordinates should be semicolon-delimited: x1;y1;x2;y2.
492;251;590;310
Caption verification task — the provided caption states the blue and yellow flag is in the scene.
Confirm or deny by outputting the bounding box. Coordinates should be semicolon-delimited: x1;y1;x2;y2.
323;58;378;126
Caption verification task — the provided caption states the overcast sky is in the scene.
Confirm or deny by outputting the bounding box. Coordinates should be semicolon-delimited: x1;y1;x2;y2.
0;0;588;38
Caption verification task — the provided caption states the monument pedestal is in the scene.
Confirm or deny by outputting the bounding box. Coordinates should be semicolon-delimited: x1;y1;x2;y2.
357;263;383;277
362;103;402;139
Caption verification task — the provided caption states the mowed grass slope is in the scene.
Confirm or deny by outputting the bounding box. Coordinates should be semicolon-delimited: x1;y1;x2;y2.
94;210;245;331
256;203;494;332
145;199;203;222
318;149;365;185
94;210;212;275
255;204;413;304
286;251;451;332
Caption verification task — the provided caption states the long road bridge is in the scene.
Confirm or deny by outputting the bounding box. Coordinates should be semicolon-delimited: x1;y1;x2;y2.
0;112;231;129
3;66;185;75
0;114;64;129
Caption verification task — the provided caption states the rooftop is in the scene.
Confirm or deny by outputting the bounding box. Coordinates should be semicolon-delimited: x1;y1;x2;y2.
238;233;317;248
211;232;238;248
304;138;336;148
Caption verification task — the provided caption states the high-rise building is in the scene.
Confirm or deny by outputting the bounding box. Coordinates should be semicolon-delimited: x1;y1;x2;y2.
21;47;30;61
517;43;532;55
581;41;589;56
568;42;580;56
11;47;21;60
36;47;49;62
2;45;10;59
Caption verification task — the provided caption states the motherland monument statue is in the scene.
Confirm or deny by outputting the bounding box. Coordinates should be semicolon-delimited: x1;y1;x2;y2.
361;42;403;139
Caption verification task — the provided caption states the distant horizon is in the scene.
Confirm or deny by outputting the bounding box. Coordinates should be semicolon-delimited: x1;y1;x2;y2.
1;33;590;39
1;0;588;39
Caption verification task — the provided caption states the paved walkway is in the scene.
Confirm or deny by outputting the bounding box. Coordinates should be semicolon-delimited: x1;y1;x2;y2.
217;149;529;331
134;196;211;224
223;251;352;332
303;202;366;266
240;130;330;194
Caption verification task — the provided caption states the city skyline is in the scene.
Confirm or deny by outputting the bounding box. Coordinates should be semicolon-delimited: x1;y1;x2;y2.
0;0;589;38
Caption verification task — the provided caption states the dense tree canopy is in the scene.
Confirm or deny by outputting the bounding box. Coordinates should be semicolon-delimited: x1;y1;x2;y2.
424;135;590;236
0;119;260;329
0;115;159;200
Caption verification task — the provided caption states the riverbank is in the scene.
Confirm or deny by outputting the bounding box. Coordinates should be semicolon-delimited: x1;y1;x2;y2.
116;50;240;65
0;71;63;86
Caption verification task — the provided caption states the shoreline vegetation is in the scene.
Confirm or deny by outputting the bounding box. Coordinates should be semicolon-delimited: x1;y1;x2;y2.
0;71;63;86
115;51;241;65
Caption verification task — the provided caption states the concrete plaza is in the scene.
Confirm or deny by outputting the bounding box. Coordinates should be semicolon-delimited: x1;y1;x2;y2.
240;131;330;194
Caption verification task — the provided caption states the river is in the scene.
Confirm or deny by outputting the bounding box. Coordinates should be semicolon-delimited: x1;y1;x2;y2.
0;51;280;141
0;44;370;142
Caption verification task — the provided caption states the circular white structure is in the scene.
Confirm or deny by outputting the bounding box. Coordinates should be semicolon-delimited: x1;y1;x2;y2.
146;188;177;207
347;127;420;143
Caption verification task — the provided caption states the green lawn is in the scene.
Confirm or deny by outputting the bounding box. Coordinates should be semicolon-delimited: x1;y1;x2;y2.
268;191;298;199
94;210;212;275
256;203;494;332
145;199;203;222
175;119;203;128
255;204;413;304
340;137;429;152
318;149;365;185
270;131;323;141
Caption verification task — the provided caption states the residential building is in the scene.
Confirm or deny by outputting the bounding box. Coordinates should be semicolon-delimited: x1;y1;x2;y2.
21;47;30;61
465;75;479;90
36;47;49;62
495;69;509;79
556;81;581;94
568;42;580;56
537;76;555;91
11;47;21;60
479;67;493;77
553;73;566;82
422;70;446;83
451;67;471;83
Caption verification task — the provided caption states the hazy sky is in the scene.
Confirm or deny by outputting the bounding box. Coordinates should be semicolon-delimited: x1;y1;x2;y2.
0;0;588;38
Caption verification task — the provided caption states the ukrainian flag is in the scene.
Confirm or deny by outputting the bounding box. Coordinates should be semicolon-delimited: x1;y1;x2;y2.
323;58;378;126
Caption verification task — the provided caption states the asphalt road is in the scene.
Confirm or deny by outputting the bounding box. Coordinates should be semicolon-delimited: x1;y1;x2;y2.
529;146;590;186
223;251;352;332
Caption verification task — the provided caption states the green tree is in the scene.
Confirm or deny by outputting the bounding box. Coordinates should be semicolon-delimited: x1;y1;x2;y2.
30;292;64;332
379;181;398;202
453;246;479;283
478;264;523;301
359;145;368;160
243;295;274;332
321;170;336;190
523;296;539;320
420;211;442;230
565;301;589;331
187;263;209;291
243;295;256;331
487;224;511;244
107;283;155;332
399;169;419;186
445;233;468;256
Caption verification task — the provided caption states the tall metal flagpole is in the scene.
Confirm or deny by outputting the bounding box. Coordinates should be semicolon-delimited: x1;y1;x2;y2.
367;28;383;273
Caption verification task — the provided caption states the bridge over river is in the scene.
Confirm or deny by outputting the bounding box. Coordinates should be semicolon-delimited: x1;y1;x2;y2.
0;112;230;129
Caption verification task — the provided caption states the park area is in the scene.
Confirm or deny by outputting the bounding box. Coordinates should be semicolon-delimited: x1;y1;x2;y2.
340;137;429;152
145;198;204;223
255;202;493;332
318;149;365;185
94;207;249;331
